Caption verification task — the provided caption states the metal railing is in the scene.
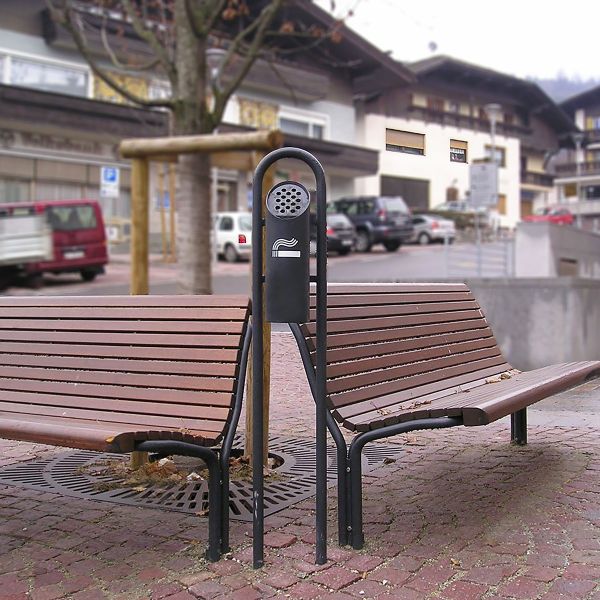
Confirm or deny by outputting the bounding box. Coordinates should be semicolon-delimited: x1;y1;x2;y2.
443;233;515;278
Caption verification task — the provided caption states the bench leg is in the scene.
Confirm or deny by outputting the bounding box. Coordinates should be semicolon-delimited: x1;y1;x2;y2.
337;445;350;547
221;466;231;554
511;409;527;445
204;453;223;562
347;438;366;550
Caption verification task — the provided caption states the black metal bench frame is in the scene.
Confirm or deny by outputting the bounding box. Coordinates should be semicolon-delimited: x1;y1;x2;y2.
290;314;598;550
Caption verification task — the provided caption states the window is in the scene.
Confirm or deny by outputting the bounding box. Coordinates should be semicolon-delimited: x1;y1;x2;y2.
386;129;425;155
278;115;325;139
427;96;444;112
504;112;514;125
219;216;234;231
450;139;468;163
497;194;507;215
448;101;460;113
485;145;506;167
46;205;97;231
238;215;252;231
10;57;88;97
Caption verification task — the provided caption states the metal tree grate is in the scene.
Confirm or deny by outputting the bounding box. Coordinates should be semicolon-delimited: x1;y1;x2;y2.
0;436;403;521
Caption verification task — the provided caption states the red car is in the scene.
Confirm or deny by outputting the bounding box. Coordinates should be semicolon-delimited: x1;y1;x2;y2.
523;206;574;225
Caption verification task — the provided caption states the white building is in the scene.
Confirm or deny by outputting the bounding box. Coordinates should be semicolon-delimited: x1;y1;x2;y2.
356;56;576;228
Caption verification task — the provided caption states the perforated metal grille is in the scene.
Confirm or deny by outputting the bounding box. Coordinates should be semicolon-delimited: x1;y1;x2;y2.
0;436;404;521
266;181;310;218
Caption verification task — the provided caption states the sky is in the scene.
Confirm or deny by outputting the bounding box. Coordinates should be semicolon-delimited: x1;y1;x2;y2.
314;0;600;81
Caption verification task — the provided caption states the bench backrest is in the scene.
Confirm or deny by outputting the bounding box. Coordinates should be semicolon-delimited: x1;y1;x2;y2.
299;283;508;424
0;295;250;444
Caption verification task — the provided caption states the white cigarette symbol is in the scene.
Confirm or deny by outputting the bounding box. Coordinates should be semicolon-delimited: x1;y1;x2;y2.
272;238;301;258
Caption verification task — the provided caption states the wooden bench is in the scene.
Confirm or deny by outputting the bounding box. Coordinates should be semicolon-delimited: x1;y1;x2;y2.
290;283;600;549
0;294;251;562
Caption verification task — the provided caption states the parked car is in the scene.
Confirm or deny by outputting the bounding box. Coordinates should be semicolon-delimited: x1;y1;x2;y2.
410;214;456;245
0;199;108;284
310;212;356;255
214;211;252;262
429;200;488;229
329;196;413;252
522;206;574;226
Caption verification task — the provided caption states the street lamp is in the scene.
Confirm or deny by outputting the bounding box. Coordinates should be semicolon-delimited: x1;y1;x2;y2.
571;131;585;228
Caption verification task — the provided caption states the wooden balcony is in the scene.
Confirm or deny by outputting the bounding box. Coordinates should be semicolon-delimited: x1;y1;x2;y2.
520;171;554;187
555;161;600;176
407;105;532;136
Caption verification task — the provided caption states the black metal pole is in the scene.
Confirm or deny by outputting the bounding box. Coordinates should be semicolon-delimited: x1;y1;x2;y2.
252;148;328;567
251;158;266;569
314;157;328;565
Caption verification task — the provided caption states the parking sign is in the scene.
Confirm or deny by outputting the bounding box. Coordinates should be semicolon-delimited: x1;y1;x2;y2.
469;163;498;207
100;166;120;198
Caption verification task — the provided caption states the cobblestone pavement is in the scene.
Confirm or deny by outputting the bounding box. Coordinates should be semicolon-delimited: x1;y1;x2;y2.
1;334;599;599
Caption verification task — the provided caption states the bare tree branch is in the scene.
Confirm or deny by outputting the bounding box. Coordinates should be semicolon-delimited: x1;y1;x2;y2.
121;0;177;85
211;0;283;124
46;1;174;108
100;12;161;72
185;0;226;38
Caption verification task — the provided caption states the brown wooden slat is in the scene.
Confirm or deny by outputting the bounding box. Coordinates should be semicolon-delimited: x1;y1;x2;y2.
316;283;469;295
0;379;233;406
327;337;499;378
0;319;244;334
0;413;219;451
0;398;229;428
309;291;473;308
327;347;502;395
0;341;240;362
305;309;484;336
304;319;489;351
0;307;248;320
329;355;508;407
0;330;243;348
0;295;249;308
309;299;478;321
0;366;235;392
341;365;512;430
323;328;494;364
0;354;237;377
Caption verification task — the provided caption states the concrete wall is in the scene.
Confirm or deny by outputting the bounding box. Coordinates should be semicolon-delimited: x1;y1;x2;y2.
360;276;600;371
468;278;600;371
515;222;600;278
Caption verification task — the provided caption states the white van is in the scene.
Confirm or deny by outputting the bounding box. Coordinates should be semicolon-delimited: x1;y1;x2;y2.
214;212;252;262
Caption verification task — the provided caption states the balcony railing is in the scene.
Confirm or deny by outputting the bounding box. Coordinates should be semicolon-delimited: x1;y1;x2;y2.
407;105;532;136
584;128;600;143
555;161;600;176
520;171;554;187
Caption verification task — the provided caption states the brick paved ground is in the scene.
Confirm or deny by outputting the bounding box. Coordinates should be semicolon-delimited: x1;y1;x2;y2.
1;333;599;599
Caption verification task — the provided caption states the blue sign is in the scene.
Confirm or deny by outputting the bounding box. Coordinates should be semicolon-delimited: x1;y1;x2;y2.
100;166;120;198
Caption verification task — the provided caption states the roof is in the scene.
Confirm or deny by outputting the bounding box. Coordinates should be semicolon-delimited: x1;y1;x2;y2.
560;84;600;114
295;1;415;91
407;55;578;139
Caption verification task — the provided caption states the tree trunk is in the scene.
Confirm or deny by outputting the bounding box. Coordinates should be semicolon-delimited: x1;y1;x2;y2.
172;0;213;294
176;153;212;294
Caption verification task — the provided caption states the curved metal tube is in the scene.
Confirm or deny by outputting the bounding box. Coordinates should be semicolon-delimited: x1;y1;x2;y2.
290;323;350;546
135;440;222;561
347;417;462;549
252;147;328;566
220;325;252;552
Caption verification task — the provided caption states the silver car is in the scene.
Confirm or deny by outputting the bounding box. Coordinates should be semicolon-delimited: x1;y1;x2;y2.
411;214;456;245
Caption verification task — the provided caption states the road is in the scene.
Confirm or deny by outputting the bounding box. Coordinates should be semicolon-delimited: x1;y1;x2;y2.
1;240;514;297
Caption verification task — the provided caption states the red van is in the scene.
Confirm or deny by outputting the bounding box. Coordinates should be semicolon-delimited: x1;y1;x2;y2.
0;199;108;282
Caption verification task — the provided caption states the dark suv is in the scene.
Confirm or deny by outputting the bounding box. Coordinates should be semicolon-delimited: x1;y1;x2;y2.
330;196;413;252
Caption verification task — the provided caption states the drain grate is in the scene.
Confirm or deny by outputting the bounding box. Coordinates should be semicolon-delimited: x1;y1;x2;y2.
0;436;403;521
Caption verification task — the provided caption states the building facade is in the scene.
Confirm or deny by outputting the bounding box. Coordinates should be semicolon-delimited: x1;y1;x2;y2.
557;86;600;230
0;0;414;232
356;56;576;227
